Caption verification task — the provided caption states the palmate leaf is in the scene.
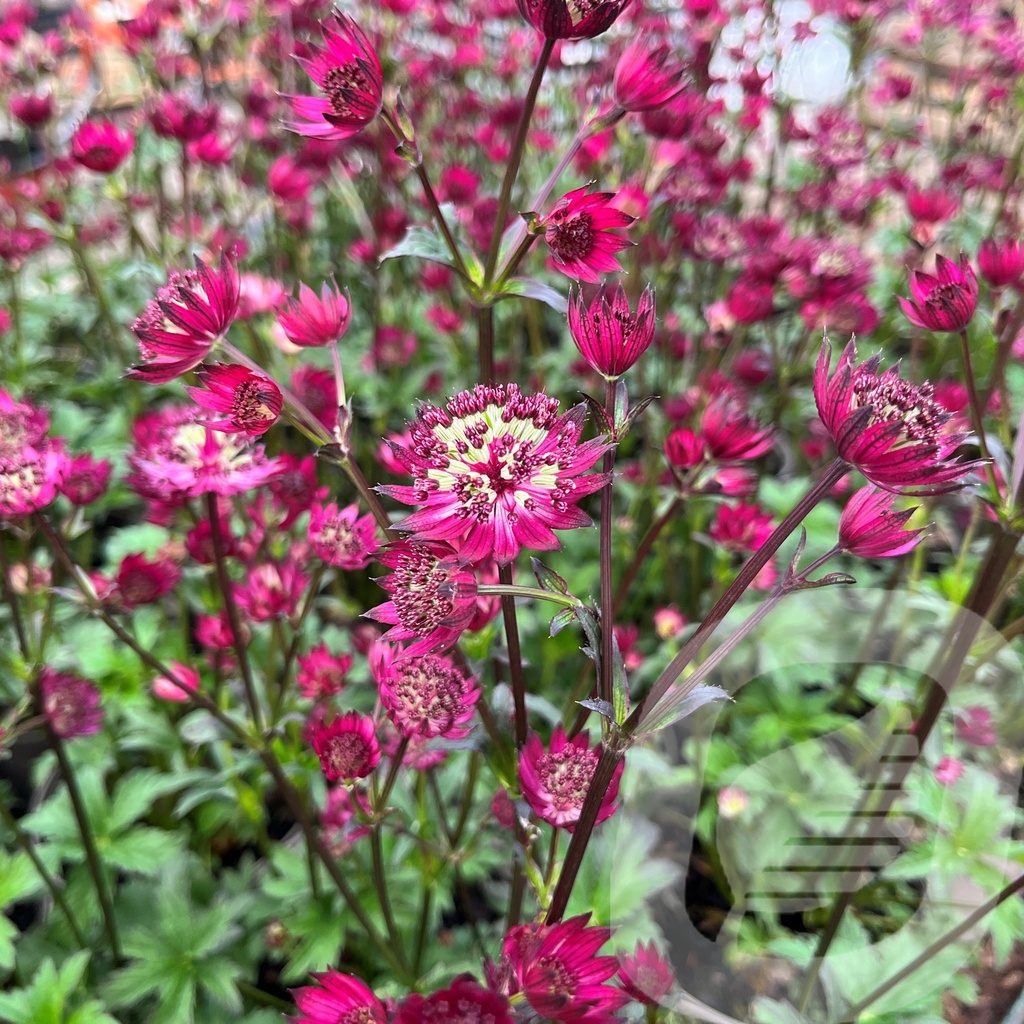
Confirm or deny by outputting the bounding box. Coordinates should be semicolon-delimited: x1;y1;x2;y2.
0;850;44;907
0;952;117;1024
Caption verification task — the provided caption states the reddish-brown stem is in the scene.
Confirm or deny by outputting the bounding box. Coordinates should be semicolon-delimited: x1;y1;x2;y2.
599;378;617;704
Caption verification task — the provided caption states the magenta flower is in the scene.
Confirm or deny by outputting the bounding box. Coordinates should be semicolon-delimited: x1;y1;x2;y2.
0;443;67;518
567;284;656;380
284;14;383;141
709;501;774;553
310;711;380;783
541;184;635;283
366;540;481;655
813;337;982;496
614;33;688;112
59;453;112;506
381;385;611;564
955;707;996;747
618;942;677;1006
186;364;282;436
71;120;134;173
234;561;308;623
128;254;240;384
977;238;1024;289
519;725;623;832
277;281;352;348
152;662;200;702
516;0;633;39
502;915;630;1024
39;668;103;739
898;253;978;333
10;90;54;129
308;501;378;570
394;978;512;1024
934;756;964;786
297;644;352;700
372;642;481;739
290;970;386;1024
700;395;773;462
149;93;218;142
114;552;181;609
837;486;923;558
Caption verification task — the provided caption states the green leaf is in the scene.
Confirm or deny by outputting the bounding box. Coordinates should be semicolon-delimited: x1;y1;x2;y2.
108;769;197;833
379;206;461;269
531;557;569;595
0;850;44;907
751;997;812;1024
0;914;19;971
495;277;568;313
106;826;184;874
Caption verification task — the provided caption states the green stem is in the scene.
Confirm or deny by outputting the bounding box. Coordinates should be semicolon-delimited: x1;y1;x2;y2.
484;38;556;284
477;583;582;609
0;798;88;948
370;825;403;958
0;536;30;659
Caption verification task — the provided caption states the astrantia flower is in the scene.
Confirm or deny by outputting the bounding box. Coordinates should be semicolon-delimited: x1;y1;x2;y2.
71;120;134;173
541;185;635;283
371;642;480;739
297;644;351;700
128;254;240;384
0;443;66;517
152;662;200;702
380;385;611;564
519;725;623;831
618;942;676;1006
59;453;112;506
277;281;352;348
502;915;630;1024
837;485;923;558
517;0;633;39
290;970;386;1024
813;336;983;495
567;285;656;380
308;501;378;569
310;711;380;782
285;14;383;141
394;978;512;1024
709;501;773;552
114;552;181;609
977;238;1024;289
186;364;282;436
700;395;773;462
898;253;978;333
234;561;308;622
613;33;688;113
39;668;103;739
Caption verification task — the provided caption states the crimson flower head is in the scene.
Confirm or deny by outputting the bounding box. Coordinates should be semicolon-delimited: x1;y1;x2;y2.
59;453;112;506
700;395;773;462
128;254;240;384
517;0;633;39
277;281;352;348
541;184;635;283
838;485;923;558
39;668;103;739
380;384;612;564
297;644;351;700
898;253;978;333
365;540;481;655
185;364;282;436
310;711;380;783
71;120;134;173
285;14;383;140
519;725;623;832
114;552;181;609
394;978;512;1024
613;33;688;113
290;970;386;1024
977;237;1024;289
568;284;656;380
502;915;630;1024
814;336;983;495
371;642;481;739
308;501;378;570
618;942;676;1007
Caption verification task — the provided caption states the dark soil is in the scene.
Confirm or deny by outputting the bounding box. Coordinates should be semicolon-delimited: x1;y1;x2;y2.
945;942;1024;1024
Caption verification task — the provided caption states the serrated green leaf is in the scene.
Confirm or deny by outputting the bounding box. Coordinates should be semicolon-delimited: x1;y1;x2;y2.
0;914;19;971
106;826;183;874
0;850;44;907
108;770;196;833
193;958;244;1012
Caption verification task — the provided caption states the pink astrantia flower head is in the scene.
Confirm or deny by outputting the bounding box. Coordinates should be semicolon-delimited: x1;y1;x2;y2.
59;453;112;506
380;385;612;565
517;0;633;39
813;336;983;496
297;644;352;700
39;667;103;739
540;184;635;283
709;501;773;552
898;253;978;333
700;395;774;462
152;662;200;702
0;442;66;518
186;364;282;436
114;552;181;609
371;642;481;739
519;725;623;832
71;120;134;173
310;711;380;783
955;706;996;747
290;970;386;1024
128;254;240;384
977;238;1024;289
285;14;383;140
934;756;964;786
614;33;688;113
308;501;378;570
618;942;677;1006
277;281;352;348
567;284;656;380
365;540;480;655
234;561;308;623
838;485;923;558
502;915;630;1024
394;977;512;1024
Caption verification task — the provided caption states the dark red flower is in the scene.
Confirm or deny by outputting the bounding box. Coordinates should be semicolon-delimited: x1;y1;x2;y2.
186;363;283;435
39;667;103;739
813;336;983;495
613;33;688;112
837;485;923;558
394;978;512;1024
516;0;633;39
71;120;134;173
567;284;656;379
700;395;773;462
541;184;635;283
277;281;351;348
59;453;112;506
310;711;380;782
285;14;383;141
978;238;1024;289
114;552;181;609
899;253;978;333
